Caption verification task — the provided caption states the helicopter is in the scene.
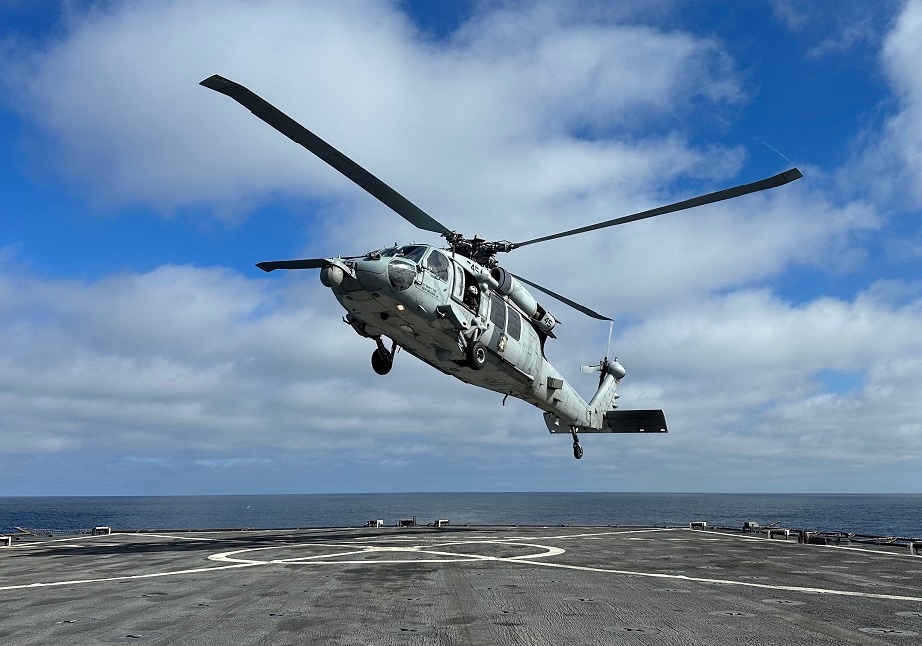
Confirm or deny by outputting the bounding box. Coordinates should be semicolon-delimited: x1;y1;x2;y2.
201;74;803;460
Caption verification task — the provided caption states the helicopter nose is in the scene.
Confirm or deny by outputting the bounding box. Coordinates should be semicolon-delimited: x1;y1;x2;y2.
352;258;390;292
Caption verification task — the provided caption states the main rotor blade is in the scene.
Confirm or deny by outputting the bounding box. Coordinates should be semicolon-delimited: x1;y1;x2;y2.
512;273;611;321
201;74;453;237
256;258;329;272
511;168;803;250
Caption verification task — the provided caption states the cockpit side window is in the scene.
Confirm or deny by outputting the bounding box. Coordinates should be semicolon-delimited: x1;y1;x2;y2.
423;250;450;282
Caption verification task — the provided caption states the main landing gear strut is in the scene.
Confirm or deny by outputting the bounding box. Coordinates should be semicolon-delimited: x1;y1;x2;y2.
570;428;583;460
371;337;397;375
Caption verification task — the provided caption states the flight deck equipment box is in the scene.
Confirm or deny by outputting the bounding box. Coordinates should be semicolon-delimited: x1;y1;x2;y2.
92;526;112;536
366;520;384;528
434;519;450;527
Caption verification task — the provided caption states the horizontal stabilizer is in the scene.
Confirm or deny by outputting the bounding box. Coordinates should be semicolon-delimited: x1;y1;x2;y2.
545;409;668;434
603;409;667;433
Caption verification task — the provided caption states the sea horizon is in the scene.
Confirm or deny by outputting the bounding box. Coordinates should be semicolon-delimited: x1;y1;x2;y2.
3;492;920;539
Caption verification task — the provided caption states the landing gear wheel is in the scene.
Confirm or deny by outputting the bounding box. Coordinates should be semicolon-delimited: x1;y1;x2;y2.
371;348;393;375
573;442;583;460
466;340;487;370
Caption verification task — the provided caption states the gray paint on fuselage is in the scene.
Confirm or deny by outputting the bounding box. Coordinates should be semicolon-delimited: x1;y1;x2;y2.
330;246;608;428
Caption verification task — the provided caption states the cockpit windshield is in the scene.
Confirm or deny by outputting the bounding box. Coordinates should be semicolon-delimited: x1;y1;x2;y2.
364;247;399;260
397;245;427;263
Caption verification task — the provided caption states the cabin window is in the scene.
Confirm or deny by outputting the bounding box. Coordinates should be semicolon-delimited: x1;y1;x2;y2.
424;250;450;282
507;307;521;341
452;263;465;300
490;293;506;329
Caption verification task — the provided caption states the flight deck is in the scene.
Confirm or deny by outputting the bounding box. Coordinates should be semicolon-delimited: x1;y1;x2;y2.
2;525;922;644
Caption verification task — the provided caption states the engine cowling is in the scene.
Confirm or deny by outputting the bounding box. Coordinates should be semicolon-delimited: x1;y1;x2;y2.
490;267;557;335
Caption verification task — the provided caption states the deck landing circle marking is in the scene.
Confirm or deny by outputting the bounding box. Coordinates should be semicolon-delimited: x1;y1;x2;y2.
858;628;919;637
388;626;434;635
208;540;565;566
604;626;661;634
102;633;163;642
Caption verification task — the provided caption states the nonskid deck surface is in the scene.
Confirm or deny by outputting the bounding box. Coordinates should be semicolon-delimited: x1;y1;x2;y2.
2;526;921;645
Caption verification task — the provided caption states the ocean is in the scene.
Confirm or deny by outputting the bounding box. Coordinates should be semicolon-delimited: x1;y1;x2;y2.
1;493;920;538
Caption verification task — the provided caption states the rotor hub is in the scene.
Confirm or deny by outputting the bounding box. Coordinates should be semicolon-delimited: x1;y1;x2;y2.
444;232;513;267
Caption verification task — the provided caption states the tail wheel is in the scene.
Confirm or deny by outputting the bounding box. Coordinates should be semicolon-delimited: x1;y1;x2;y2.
466;340;487;370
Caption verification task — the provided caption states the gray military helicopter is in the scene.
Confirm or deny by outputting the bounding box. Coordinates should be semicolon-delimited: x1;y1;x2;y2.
202;74;803;459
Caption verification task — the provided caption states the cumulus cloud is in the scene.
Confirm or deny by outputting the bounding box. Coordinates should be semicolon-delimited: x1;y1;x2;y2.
875;0;922;204
1;0;744;225
605;284;922;486
0;263;509;460
837;0;922;211
771;0;900;56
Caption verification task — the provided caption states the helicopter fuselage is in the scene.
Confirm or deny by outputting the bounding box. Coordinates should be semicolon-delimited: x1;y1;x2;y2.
323;244;613;430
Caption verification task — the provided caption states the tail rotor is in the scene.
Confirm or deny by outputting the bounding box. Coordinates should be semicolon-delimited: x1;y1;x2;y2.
580;321;615;388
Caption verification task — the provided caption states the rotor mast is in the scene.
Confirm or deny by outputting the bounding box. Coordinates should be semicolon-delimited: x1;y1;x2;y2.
444;233;512;267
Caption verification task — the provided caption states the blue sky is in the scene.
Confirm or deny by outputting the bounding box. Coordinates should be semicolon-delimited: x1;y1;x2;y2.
1;0;921;495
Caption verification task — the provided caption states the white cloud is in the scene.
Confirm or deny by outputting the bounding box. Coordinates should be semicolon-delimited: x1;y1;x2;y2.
609;284;922;474
1;0;744;226
840;0;922;210
0;262;525;463
771;0;900;56
877;0;922;203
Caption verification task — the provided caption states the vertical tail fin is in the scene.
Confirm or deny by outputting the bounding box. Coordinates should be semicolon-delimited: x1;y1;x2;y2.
586;360;626;428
